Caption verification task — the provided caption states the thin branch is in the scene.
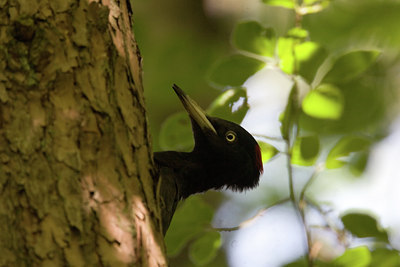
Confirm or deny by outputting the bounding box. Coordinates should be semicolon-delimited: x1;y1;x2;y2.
285;140;296;204
293;0;304;28
285;130;313;266
300;163;325;203
305;198;351;248
296;163;326;267
212;198;290;232
298;201;313;267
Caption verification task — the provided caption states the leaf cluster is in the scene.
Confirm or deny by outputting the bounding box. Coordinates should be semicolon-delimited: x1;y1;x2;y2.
160;0;399;266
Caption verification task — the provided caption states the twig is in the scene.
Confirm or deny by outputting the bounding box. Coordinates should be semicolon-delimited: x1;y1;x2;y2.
298;201;313;267
285;136;313;267
285;140;296;204
212;198;290;232
300;163;325;203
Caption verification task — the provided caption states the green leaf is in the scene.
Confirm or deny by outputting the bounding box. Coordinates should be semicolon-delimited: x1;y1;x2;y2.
323;50;380;84
258;141;279;163
370;248;400;267
291;135;319;166
159;112;193;151
207;87;248;124
189;231;221;266
262;0;295;9
348;150;369;176
233;21;276;57
287;27;309;39
326;135;371;169
279;29;327;80
303;1;400;50
165;196;214;256
209;54;265;87
341;213;389;242
280;84;299;140
278;37;296;74
302;84;344;120
298;80;386;134
333;246;371;267
295;41;328;83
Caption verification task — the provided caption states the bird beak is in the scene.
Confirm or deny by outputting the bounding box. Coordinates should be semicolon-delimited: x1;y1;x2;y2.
172;84;217;135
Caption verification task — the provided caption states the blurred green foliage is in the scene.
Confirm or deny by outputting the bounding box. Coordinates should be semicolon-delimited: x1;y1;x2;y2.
134;0;229;151
332;246;371;267
232;21;276;57
291;135;320;166
159;112;193;151
304;0;400;50
258;141;279;163
207;87;249;124
188;230;221;266
208;55;265;88
302;84;344;120
165;196;215;256
341;213;389;242
326;135;371;170
136;0;400;266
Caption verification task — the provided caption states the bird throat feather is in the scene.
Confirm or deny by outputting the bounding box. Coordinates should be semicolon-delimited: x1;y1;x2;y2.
255;144;263;174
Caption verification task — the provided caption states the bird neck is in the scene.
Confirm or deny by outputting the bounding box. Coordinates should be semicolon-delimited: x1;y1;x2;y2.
155;150;224;198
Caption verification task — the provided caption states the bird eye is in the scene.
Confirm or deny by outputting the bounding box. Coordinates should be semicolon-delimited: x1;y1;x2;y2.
225;131;237;143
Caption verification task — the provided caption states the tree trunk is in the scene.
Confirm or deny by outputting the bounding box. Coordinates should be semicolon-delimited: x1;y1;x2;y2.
0;0;167;266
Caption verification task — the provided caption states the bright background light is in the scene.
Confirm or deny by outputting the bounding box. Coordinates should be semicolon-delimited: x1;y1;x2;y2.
211;66;400;266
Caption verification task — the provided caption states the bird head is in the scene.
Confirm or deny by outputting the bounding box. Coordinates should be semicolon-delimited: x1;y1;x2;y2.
172;84;263;191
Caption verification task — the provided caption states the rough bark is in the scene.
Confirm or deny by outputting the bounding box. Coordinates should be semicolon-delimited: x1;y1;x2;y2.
0;0;166;266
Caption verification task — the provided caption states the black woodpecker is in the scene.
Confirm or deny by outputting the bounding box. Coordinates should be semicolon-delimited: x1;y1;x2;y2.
154;84;263;233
